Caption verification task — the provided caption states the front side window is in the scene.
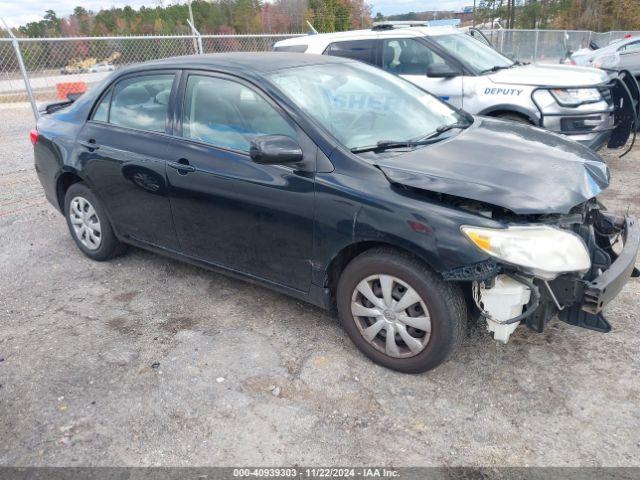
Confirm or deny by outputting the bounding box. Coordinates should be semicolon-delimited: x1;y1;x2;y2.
181;75;296;153
620;41;640;54
268;62;464;151
325;40;376;65
108;74;174;133
430;33;514;73
382;38;448;75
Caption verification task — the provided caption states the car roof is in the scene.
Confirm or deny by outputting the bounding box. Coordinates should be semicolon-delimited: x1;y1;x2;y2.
275;26;460;48
121;52;354;75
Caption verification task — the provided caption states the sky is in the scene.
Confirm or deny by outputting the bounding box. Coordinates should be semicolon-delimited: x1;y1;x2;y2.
0;0;470;29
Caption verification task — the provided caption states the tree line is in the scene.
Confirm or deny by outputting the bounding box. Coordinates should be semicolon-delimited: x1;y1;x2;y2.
14;0;372;38
474;0;640;31
10;0;640;39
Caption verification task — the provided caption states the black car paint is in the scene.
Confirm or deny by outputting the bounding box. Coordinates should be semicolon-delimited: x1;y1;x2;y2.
34;53;617;312
371;118;610;215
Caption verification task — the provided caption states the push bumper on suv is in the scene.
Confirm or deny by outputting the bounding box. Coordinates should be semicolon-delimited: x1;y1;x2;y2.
531;71;640;151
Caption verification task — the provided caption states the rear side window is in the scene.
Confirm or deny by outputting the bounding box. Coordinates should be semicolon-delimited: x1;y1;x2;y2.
94;74;174;133
325;40;376;65
181;75;296;153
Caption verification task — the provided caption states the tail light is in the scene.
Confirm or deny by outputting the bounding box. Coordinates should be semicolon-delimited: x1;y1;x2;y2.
30;129;38;146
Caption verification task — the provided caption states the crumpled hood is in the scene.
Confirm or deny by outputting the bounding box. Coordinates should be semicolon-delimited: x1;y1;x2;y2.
374;118;609;215
488;63;610;87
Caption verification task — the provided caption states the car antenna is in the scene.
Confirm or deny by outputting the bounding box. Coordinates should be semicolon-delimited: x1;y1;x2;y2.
306;21;318;35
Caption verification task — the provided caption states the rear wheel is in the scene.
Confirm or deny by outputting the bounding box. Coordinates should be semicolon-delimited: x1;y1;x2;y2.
336;248;467;373
64;182;122;261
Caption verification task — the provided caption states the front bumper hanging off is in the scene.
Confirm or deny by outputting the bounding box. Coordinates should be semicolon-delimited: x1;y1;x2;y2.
558;215;640;332
445;211;640;337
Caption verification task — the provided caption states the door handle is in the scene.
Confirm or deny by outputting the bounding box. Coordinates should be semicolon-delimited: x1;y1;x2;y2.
79;139;99;150
168;160;196;174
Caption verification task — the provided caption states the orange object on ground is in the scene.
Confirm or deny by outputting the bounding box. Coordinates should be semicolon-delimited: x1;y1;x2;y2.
56;82;87;100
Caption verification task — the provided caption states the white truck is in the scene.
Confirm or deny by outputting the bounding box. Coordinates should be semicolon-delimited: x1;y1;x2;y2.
274;22;639;151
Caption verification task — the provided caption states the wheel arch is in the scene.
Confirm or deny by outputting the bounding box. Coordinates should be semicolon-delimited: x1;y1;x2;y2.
323;240;438;302
56;170;84;213
478;104;539;125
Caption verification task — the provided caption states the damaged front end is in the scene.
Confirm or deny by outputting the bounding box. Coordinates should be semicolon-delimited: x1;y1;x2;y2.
446;202;640;343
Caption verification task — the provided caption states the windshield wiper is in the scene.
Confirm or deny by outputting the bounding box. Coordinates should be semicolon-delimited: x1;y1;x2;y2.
433;121;471;135
350;121;471;154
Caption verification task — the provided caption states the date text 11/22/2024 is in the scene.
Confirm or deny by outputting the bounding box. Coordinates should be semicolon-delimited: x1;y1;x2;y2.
232;468;400;477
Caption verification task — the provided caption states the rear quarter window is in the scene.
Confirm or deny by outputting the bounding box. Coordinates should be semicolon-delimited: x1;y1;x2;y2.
92;89;111;122
273;44;308;53
324;40;376;65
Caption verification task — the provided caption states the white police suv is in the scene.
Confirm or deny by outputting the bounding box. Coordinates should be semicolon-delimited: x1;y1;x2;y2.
274;22;639;151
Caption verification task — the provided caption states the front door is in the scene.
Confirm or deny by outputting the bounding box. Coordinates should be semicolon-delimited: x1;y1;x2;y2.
380;38;465;108
618;40;640;77
166;72;315;291
78;72;180;249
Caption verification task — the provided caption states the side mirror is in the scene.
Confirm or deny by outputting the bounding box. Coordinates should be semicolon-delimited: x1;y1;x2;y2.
249;135;303;165
426;63;460;78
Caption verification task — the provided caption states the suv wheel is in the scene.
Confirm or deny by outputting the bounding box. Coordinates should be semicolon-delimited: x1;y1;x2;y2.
336;248;466;373
64;182;122;261
497;112;532;125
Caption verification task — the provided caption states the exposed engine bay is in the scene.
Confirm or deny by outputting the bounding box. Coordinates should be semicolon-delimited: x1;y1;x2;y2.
445;200;640;343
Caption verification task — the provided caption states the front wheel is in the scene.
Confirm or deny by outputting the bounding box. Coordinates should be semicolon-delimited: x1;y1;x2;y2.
336;248;467;373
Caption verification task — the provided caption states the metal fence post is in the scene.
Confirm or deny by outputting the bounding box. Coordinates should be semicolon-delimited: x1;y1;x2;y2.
1;18;39;120
533;30;539;63
187;20;203;54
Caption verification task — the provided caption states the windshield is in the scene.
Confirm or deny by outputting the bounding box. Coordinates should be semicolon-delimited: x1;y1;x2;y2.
431;33;514;73
268;62;464;151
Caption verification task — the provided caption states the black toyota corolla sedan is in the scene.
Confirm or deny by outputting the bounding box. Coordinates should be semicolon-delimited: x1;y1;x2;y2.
33;53;639;373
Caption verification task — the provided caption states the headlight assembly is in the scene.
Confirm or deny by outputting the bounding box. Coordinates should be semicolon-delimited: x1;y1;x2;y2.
550;88;602;107
461;225;591;280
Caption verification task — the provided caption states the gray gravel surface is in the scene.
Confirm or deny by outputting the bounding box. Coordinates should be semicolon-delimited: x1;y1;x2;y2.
0;104;639;467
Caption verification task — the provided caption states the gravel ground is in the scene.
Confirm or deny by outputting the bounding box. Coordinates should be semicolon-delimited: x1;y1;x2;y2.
0;104;639;467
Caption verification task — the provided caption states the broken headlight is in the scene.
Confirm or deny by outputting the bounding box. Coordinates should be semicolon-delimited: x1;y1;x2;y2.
461;225;591;280
550;88;602;107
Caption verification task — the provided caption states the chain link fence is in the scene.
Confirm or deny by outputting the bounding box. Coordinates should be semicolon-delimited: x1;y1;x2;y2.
0;33;301;112
483;29;640;64
2;28;640;117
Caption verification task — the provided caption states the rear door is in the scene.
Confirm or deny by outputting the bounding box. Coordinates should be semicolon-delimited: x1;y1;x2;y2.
77;71;180;249
165;71;316;291
380;38;465;108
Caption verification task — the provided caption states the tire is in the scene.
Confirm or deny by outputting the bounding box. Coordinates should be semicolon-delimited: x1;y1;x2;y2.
64;182;123;261
496;113;533;125
336;248;467;373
